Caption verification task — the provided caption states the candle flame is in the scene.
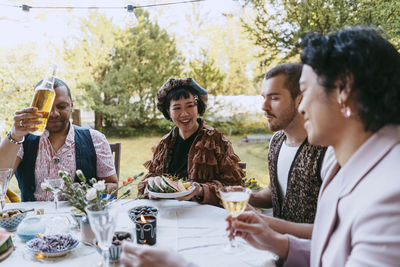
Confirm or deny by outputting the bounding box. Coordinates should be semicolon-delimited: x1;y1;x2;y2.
35;253;45;259
140;214;147;223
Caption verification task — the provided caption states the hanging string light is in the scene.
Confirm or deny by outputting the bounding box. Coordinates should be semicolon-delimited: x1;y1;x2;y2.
125;5;138;28
14;0;206;27
11;0;206;27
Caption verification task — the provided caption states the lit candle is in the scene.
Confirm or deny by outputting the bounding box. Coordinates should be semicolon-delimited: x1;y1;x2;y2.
135;214;156;245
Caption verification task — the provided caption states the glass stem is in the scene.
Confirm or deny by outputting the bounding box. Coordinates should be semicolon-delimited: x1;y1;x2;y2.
0;196;5;210
229;238;237;248
230;218;238;248
54;191;59;213
102;248;109;267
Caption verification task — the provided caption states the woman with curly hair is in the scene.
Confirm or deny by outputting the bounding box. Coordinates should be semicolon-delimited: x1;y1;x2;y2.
137;78;244;206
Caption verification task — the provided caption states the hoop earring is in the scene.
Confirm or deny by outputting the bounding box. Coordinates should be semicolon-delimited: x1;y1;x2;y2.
338;99;351;118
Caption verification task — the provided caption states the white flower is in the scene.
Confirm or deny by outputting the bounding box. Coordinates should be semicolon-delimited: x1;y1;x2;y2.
86;188;97;201
41;182;50;191
93;180;106;191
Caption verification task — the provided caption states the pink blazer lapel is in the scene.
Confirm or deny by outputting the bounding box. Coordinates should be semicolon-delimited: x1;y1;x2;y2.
338;126;400;199
311;126;400;266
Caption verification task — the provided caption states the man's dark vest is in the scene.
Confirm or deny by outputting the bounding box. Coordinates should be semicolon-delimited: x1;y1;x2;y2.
268;131;327;223
15;125;97;202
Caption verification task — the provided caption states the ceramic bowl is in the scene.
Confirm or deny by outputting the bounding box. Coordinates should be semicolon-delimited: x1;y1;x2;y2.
0;208;27;231
128;206;158;222
26;234;79;257
94;231;133;262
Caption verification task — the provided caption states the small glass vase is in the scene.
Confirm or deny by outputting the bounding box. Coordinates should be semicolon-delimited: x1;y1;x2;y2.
17;216;46;242
80;215;95;245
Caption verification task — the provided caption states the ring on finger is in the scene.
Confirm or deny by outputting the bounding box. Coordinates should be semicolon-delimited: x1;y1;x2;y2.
19;120;24;127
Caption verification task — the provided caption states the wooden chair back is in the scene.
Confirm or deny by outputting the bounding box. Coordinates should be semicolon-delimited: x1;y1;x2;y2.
109;142;121;180
238;162;247;170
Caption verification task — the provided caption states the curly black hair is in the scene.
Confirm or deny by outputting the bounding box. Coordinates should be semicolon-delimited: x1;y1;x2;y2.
300;26;400;132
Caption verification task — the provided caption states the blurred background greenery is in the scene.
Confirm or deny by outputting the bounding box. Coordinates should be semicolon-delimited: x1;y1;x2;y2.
8;135;269;198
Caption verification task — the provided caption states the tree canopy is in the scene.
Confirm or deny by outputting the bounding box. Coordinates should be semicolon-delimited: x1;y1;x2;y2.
65;9;184;130
241;0;400;67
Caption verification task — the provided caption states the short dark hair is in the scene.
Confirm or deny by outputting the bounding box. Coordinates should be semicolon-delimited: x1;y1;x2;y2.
35;78;72;100
264;63;303;99
300;26;400;132
163;86;206;121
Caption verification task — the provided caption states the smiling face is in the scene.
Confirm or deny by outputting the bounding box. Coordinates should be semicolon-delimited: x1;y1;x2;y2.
168;93;199;139
298;65;342;146
261;74;299;132
46;86;73;134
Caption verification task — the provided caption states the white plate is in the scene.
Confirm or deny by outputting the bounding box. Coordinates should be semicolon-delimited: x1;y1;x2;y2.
26;238;79;258
148;186;195;199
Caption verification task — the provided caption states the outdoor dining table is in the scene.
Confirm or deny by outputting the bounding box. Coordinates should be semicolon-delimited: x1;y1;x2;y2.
4;199;276;267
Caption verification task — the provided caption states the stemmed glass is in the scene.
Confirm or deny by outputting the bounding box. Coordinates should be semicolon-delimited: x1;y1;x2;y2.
44;177;64;212
44;177;69;234
219;185;251;253
0;168;13;210
85;202;119;267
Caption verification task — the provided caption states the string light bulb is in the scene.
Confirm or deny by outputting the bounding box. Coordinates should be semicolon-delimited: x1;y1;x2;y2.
20;4;32;26
125;5;138;28
21;4;31;12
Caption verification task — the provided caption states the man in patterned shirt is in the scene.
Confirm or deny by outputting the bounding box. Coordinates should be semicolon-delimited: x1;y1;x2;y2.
0;78;118;201
248;63;336;239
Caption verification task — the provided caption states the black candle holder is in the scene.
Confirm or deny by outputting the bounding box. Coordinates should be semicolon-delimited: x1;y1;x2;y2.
135;214;157;245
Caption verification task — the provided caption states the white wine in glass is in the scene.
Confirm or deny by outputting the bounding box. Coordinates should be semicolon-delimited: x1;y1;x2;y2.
219;186;251;253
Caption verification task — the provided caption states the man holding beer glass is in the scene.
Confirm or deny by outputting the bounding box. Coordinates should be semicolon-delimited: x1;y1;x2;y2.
0;78;118;201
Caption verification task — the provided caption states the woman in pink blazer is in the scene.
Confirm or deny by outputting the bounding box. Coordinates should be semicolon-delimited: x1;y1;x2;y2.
230;26;400;266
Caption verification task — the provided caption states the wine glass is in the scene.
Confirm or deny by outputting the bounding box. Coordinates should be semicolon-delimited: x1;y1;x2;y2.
44;177;69;234
219;185;251;253
44;177;64;212
85;202;119;267
0;168;13;210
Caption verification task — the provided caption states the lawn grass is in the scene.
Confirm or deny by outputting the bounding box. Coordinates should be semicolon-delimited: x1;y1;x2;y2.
9;135;269;198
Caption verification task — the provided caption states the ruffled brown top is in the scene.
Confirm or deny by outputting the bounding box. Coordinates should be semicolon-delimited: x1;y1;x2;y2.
138;120;245;206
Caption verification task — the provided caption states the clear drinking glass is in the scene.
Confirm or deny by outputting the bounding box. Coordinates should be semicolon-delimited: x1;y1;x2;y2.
219;185;251;253
44;177;68;234
0;168;13;210
44;177;64;212
85;202;119;267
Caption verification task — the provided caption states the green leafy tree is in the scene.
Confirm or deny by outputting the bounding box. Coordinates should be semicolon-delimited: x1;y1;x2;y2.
82;9;184;129
202;13;261;95
63;11;122;129
240;0;400;67
185;49;225;95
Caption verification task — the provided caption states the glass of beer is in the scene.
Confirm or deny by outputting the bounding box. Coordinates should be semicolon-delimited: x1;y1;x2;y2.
29;63;57;135
219;185;251;253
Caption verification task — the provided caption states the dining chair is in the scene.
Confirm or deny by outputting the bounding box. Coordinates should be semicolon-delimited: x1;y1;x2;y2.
238;162;246;170
109;142;121;180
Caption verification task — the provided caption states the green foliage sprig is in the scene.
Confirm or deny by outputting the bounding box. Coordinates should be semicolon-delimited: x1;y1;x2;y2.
42;170;144;214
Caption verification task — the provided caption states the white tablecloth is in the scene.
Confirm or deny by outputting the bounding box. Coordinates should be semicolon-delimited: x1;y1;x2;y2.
3;200;276;267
